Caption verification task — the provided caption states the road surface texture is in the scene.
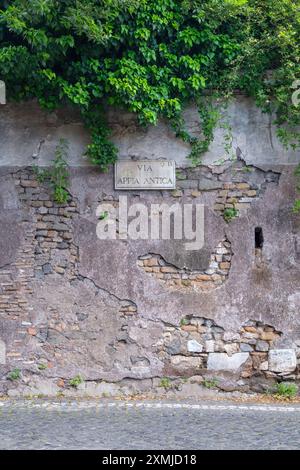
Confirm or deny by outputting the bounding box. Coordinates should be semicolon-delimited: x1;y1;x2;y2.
0;400;299;450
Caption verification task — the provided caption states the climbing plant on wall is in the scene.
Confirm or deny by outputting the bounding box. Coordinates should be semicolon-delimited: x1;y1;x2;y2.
0;0;299;173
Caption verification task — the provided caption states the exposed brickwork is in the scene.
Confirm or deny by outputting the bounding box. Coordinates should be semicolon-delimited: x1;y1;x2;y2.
16;170;80;280
0;169;137;369
0;224;34;319
213;182;258;216
175;160;280;219
16;170;137;319
138;239;232;291
119;302;137;316
158;317;283;378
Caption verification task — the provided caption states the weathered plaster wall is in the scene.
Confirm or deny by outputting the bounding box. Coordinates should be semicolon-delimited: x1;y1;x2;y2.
1;97;299;168
0;100;300;398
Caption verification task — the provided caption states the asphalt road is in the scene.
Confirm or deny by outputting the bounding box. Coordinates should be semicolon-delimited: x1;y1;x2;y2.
0;400;299;450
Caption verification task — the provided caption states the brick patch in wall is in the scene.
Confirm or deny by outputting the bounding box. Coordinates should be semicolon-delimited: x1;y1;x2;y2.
0;169;139;367
175;161;280;219
0;224;34;320
16;170;138;318
213;183;258;216
138;239;232;292
157;316;286;378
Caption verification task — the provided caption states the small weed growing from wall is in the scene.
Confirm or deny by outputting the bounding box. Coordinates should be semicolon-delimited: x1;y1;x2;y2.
242;166;253;173
223;208;238;223
203;378;218;389
292;200;300;214
175;171;186;181
33;139;70;204
274;382;298;399
37;363;47;370
159;377;172;390
7;368;21;381
69;375;84;388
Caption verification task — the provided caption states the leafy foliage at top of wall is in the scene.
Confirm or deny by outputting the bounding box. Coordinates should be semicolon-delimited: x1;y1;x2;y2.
0;0;299;170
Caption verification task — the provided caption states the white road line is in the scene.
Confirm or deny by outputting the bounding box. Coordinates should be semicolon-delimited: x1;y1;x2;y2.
0;401;300;412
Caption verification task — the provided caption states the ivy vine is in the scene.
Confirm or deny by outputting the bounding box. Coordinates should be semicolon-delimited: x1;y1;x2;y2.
0;0;299;172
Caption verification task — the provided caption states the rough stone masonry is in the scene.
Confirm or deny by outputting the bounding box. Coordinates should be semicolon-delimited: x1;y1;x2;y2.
0;98;300;398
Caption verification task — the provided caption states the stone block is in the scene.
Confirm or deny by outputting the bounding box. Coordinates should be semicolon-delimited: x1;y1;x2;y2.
205;340;215;352
224;343;240;356
187;339;203;353
54;266;65;274
243;332;259;339
207;352;249;371
220;262;230;270
42;263;52;274
144;258;158;267
196;274;211;281
244;326;258;333
170;355;202;372
198;179;223;191
260;331;278;342
181;325;197;332
240;343;253;352
256;340;269;352
214;203;225;211
52;223;69;231
268;349;297;373
160;266;177;273
223;332;241;342
239;197;255;203
259;361;269;371
20;179;38;188
223;183;236;190
166;338;181;355
177;180;198;189
234;203;251;210
171;190;183;197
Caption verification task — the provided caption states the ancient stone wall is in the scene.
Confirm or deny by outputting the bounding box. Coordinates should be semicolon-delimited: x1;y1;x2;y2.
0;101;300;398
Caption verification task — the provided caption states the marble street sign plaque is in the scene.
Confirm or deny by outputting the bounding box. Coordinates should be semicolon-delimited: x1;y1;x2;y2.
115;160;176;190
